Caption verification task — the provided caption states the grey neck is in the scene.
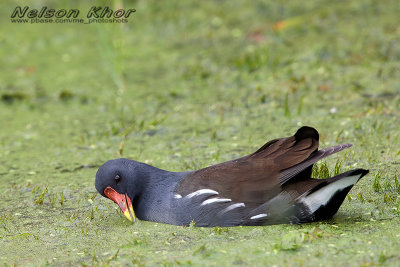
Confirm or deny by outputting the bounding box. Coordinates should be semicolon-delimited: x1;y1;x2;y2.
132;164;190;223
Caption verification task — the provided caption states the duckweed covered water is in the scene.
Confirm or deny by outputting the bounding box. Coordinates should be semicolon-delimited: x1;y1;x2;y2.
1;0;400;265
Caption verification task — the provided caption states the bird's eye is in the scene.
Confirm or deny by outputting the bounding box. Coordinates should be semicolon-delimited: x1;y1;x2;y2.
115;174;121;184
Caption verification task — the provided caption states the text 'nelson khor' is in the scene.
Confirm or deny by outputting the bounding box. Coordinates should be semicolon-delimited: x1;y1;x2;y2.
11;6;136;19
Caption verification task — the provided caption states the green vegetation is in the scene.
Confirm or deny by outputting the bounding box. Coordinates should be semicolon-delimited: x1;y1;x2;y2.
1;0;399;265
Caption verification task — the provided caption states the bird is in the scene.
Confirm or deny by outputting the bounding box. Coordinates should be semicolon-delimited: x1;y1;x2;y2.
95;126;368;227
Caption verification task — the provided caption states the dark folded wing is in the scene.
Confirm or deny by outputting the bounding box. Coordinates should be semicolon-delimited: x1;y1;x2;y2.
176;126;322;205
279;143;352;185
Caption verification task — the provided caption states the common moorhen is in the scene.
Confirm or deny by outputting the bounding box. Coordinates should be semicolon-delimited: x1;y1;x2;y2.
95;126;368;227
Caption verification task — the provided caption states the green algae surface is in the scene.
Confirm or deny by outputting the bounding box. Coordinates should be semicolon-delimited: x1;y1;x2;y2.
1;0;400;266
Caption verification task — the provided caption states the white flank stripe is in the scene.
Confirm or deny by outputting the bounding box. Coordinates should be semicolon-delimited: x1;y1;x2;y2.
250;214;268;220
201;198;231;206
174;194;182;199
185;189;218;199
222;203;245;213
301;174;361;213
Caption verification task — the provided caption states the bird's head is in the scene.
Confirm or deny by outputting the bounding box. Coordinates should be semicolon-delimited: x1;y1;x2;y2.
95;158;140;222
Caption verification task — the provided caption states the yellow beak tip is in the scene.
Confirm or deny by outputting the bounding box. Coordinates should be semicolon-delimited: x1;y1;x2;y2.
123;209;136;222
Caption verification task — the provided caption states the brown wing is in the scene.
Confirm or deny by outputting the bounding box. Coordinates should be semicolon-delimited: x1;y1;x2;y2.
176;126;319;206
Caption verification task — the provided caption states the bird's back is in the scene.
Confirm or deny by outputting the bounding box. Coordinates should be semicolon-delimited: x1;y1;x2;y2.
172;127;368;226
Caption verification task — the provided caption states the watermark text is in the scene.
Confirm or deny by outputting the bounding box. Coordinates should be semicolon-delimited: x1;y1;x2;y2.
10;6;136;24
